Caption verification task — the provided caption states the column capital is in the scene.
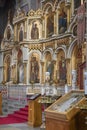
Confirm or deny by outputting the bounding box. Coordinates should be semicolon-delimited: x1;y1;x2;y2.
40;60;44;65
66;58;71;63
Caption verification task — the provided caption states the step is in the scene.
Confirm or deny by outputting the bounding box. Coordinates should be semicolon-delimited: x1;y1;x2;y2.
20;107;28;111
15;110;28;116
12;113;28;120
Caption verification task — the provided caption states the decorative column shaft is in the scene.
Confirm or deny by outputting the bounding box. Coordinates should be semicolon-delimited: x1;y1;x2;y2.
14;24;17;41
66;2;71;27
53;11;56;35
45;14;47;38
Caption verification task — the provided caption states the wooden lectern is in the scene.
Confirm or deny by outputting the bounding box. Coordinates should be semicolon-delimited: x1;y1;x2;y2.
28;94;42;127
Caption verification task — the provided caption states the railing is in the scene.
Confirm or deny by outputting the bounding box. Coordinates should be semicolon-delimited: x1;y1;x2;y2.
0;84;71;99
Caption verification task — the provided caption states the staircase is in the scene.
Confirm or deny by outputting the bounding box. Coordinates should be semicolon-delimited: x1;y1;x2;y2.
8;105;28;122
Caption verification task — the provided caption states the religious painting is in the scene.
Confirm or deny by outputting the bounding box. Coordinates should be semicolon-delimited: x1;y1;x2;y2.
19;64;24;83
59;9;67;34
46;61;54;81
31;22;39;39
47;8;54;37
45;52;54;81
59;56;66;81
30;55;39;83
19;26;23;41
17;49;23;63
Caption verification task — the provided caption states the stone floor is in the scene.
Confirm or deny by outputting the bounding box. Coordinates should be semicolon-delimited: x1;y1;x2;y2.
0;123;40;130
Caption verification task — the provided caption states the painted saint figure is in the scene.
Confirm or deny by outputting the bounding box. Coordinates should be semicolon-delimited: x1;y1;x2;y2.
30;56;39;83
46;61;54;81
59;56;66;81
31;23;39;39
59;10;67;34
19;27;23;41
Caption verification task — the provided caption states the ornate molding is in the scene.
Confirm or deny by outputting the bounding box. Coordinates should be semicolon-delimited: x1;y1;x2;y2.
57;37;69;46
29;44;43;51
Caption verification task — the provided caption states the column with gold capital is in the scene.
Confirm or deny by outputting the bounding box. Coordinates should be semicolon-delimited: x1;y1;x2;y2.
65;2;71;28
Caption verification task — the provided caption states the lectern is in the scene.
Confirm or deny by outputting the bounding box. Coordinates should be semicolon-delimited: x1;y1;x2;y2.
45;90;85;130
28;93;42;127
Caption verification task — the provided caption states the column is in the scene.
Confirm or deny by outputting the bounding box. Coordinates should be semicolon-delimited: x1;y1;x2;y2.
14;24;17;41
56;6;60;35
53;11;56;35
44;13;48;38
81;0;84;4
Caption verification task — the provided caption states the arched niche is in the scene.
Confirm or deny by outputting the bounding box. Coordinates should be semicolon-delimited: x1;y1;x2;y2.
4;55;11;82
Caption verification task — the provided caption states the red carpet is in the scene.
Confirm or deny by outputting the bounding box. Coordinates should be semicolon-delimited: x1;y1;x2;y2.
0;106;28;125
